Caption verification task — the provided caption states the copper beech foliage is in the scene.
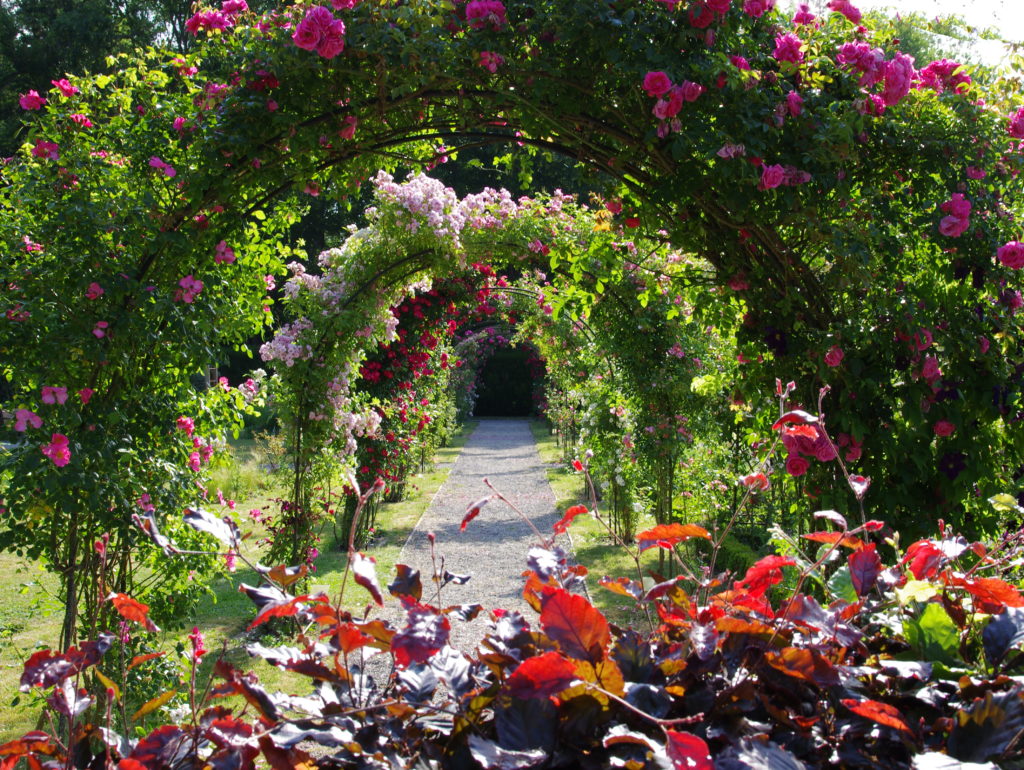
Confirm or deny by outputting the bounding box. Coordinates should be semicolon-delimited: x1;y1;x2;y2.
6;500;1024;769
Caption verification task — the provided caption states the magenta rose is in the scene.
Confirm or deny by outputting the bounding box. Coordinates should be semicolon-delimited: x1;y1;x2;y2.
938;215;968;238
998;241;1024;269
933;420;955;437
773;33;804;64
19;90;46;110
824;345;844;367
1009;107;1024;139
881;53;915;107
292;16;323;50
814;440;838;462
785;454;810;477
643;71;672;98
760;164;785;190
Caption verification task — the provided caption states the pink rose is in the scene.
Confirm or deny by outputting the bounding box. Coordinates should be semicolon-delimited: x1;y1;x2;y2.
188;451;202;472
78;388;94;405
824;345;844;367
465;0;507;29
42;434;71;467
933;420;955;437
742;0;773;17
827;0;861;23
41;386;68;405
814;440;838;463
14;409;43;431
85;282;104;300
998;241;1024;269
773;33;804;64
760;164;785;190
316;20;346;58
786;91;803;116
19;90;46;110
941;192;971;219
881;53;915;107
643;71;673;98
679;80;705;102
921;355;941;382
791;3;815;24
979;336;990;354
938;215;968;237
51;79;79;98
785;454;810;477
1008;107;1024;139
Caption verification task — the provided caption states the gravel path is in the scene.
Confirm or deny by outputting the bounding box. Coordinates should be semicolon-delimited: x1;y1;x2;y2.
382;418;571;650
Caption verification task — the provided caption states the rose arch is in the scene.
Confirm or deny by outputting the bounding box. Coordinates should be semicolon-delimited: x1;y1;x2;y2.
3;0;1024;646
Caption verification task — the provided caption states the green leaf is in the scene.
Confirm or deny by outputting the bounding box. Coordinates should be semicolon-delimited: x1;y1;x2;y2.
905;602;961;665
827;565;858;603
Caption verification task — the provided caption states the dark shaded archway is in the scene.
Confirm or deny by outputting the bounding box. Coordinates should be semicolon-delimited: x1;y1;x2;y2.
474;346;536;416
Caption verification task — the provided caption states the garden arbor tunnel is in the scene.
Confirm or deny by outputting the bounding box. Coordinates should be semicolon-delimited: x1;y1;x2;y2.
5;0;1024;644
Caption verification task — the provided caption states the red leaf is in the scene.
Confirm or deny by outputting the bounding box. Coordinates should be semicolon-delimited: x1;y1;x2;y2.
849;544;882;596
266;563;308;588
572;459;584;472
351;552;384;606
765;647;840;687
738;472;770;491
637;523;710;552
803;531;864;550
784;423;819;439
842;698;914;734
247;595;310;630
665;730;713;770
948;576;1024;613
553;504;589;534
392;603;450;667
539;588;610;662
460;496;491;531
598;576;644;601
107;593;159;632
734;555;796;597
771;410;818;430
126;652;165;673
903;539;943;579
334;622;374;654
504;651;578;699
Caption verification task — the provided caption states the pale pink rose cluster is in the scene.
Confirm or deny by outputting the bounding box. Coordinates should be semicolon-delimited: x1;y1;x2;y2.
827;0;861;23
478;51;504;73
292;6;346;59
642;71;704;137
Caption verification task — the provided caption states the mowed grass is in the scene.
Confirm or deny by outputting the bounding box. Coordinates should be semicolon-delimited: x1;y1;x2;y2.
0;423;476;742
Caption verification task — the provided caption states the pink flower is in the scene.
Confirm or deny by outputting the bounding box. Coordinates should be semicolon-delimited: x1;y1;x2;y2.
41;386;68;405
14;409;42;431
785;454;810;477
42;434;71;467
85;282;104;300
921;355;941;383
148;156;176;177
214;240;236;264
188;626;207;660
51;79;79;97
979;336;990;354
773;33;804;64
78;388;94;405
966;166;986;179
881;53;915;107
31;140;60;161
643;71;673;98
224;549;238;572
338;115;358;139
478;50;504;73
69;113;92;128
998;241;1024;269
175;275;204;303
177;416;195;437
827;0;861;23
92;321;109;338
933;420;955;437
1008;106;1024;139
786;91;803;116
727;274;749;291
717;142;745;158
465;0;507;29
173;116;187;133
188;452;201;472
759;164;786;190
19;90;46;110
939;215;969;238
678;80;705;102
222;0;248;12
730;55;751;70
742;0;774;17
791;3;815;24
941;192;971;219
137;494;155;513
824;345;844;367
